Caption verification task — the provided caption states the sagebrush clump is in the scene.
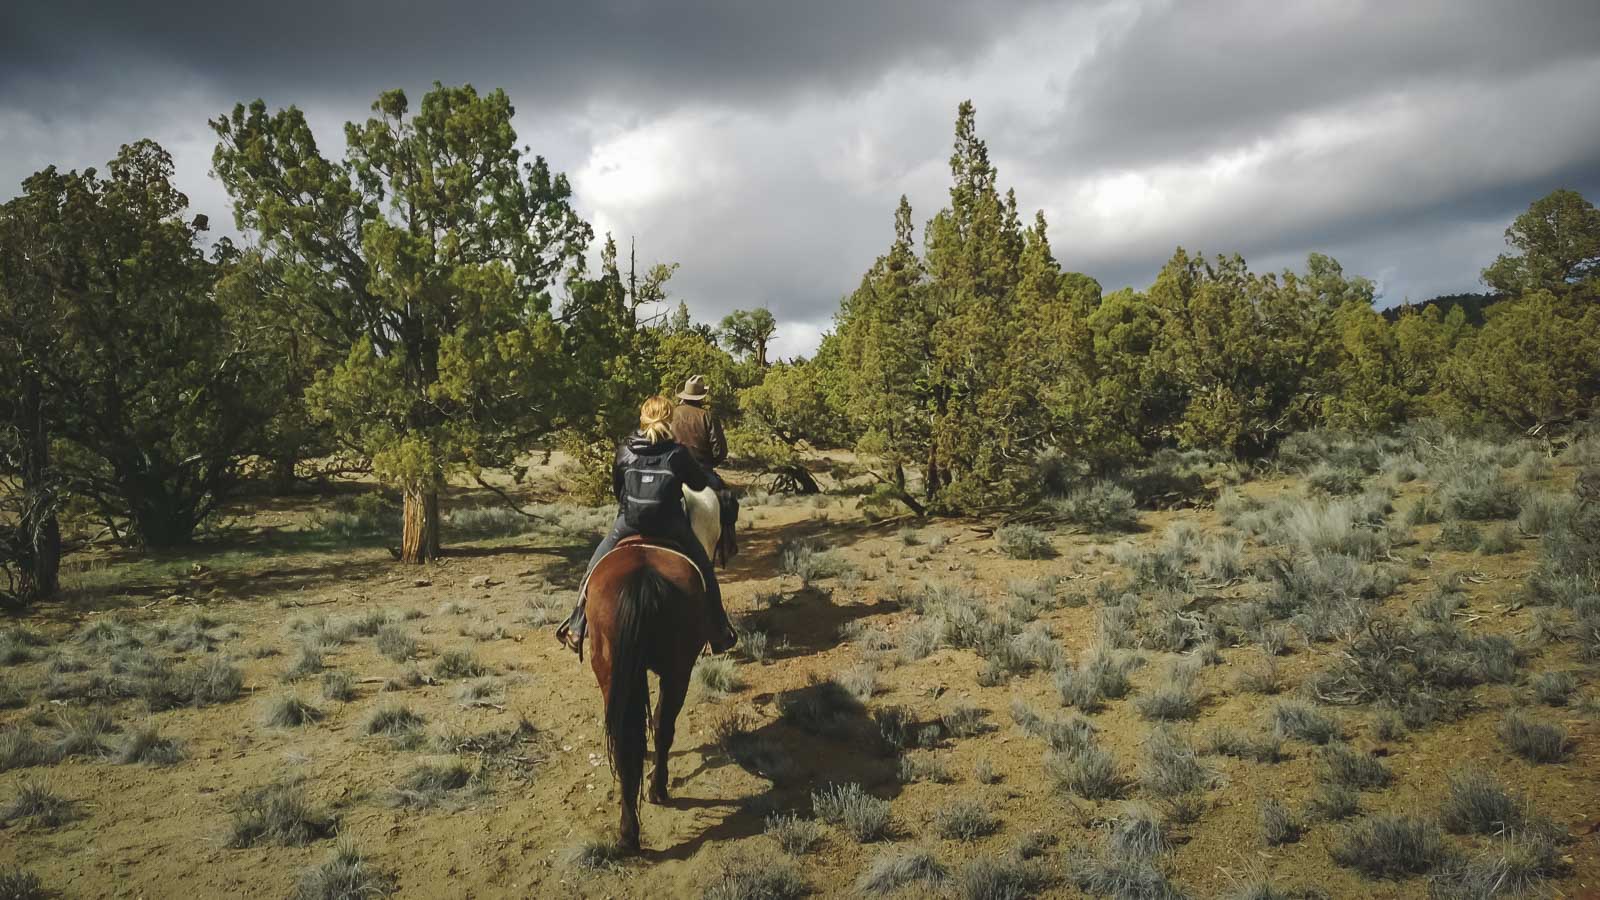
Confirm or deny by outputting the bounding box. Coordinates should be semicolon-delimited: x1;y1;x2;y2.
811;782;892;843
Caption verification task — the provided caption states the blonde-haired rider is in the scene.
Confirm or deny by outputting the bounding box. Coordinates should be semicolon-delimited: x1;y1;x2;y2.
556;396;736;655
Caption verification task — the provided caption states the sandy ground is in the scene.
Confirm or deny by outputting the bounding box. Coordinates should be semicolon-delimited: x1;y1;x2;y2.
1;461;1597;899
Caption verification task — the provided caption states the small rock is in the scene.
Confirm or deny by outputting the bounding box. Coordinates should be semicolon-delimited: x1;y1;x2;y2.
412;579;432;588
469;575;500;589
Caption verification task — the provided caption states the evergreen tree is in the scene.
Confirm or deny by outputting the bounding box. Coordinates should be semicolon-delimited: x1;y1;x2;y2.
668;300;693;334
923;102;1025;505
212;85;592;562
0;141;275;550
1440;290;1600;428
718;308;778;366
832;196;936;508
1482;189;1600;298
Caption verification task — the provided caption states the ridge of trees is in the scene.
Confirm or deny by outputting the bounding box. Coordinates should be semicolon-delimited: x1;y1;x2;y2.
1380;292;1502;326
3;92;1598;608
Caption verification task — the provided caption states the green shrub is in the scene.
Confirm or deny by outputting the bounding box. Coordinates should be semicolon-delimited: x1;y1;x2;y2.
227;780;336;848
1439;770;1522;835
433;649;487;680
1306;463;1365;496
694;655;745;694
444;506;536;539
997;525;1055;560
764;812;825;856
1260;798;1302;846
0;867;47;900
1437;469;1522;521
932;799;999;840
703;852;808;900
1051;481;1140;532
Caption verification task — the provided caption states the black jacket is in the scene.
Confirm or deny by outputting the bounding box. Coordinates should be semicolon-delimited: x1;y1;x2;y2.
612;432;710;522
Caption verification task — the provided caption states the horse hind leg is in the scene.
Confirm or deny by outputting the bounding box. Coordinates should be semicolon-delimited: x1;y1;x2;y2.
648;657;693;805
618;755;643;850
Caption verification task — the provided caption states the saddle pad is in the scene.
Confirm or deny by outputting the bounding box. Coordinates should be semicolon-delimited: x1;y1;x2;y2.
578;538;707;604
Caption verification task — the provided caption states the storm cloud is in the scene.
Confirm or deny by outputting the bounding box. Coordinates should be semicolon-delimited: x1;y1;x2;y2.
4;0;1598;357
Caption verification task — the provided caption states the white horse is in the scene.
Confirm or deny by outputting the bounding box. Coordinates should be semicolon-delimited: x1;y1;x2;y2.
683;485;721;559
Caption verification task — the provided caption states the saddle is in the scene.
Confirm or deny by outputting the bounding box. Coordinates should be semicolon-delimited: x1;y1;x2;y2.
581;536;707;602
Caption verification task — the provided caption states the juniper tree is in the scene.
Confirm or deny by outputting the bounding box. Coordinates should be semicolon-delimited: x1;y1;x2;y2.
1482;188;1600;298
213;84;592;561
718;308;778;367
923;101;1026;506
1;141;274;551
831;195;936;506
1439;289;1600;429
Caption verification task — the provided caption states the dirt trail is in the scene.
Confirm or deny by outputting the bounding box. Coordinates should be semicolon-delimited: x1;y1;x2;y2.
2;475;1598;899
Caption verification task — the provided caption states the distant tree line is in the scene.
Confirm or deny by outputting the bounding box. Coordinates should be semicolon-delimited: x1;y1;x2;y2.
780;103;1600;513
0;83;780;608
2;90;1597;607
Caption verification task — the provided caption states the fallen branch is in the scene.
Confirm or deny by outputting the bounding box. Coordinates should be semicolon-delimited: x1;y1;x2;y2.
472;475;557;524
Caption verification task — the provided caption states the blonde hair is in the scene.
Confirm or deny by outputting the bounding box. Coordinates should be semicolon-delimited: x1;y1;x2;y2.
639;395;675;442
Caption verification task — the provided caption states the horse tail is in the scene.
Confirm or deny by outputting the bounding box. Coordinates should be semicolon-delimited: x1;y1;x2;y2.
604;567;677;808
716;490;739;565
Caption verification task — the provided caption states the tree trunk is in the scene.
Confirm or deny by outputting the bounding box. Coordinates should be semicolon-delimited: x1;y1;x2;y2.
17;513;59;601
17;373;60;601
399;481;441;564
425;488;441;557
269;454;298;493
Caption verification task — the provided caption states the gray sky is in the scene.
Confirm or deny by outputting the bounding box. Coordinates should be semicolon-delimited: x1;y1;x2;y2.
4;0;1599;358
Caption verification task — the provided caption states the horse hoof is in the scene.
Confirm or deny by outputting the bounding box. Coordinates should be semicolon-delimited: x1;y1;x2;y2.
619;835;640;853
647;787;669;805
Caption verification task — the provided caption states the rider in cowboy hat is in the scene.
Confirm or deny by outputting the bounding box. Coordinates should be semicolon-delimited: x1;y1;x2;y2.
670;375;727;491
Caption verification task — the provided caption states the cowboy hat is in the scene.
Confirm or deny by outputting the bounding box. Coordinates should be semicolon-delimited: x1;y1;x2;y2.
677;375;710;401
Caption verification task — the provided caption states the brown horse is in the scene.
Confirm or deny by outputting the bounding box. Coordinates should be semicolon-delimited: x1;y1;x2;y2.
584;536;710;851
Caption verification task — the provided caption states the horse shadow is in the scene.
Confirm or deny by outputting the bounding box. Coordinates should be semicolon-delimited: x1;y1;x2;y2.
736;588;897;662
647;679;910;862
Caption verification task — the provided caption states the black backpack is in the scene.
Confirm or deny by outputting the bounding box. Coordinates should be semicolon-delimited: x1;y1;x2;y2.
622;449;681;532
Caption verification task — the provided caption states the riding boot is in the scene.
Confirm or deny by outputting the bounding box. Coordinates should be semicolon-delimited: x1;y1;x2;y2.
706;593;737;654
560;515;630;654
555;600;586;654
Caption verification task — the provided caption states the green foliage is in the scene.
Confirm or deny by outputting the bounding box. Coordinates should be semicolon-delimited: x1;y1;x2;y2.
820;121;1600;504
738;359;849;449
1;141;279;547
718;308;778;366
654;329;751;413
996;525;1054;559
1481;188;1600;297
212;85;594;558
1142;250;1356;455
1049;480;1139;532
1437;289;1600;429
